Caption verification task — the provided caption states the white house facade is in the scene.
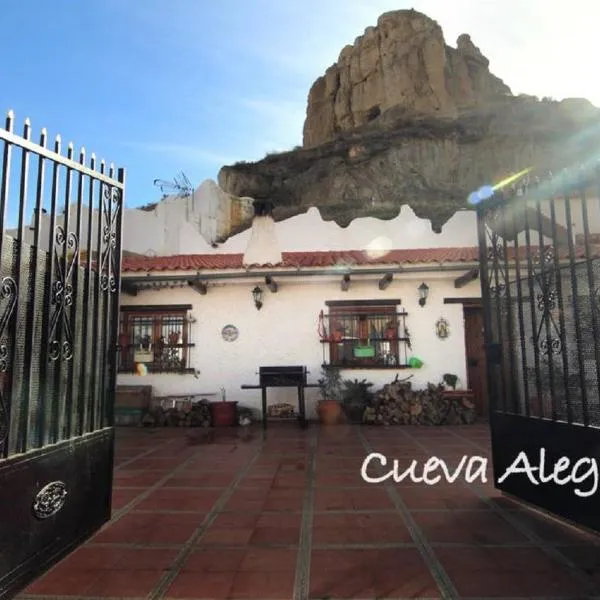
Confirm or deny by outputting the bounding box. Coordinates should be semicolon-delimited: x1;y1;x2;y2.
117;203;485;419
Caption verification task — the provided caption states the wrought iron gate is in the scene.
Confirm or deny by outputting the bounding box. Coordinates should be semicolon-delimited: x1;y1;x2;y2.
0;111;124;598
477;168;600;532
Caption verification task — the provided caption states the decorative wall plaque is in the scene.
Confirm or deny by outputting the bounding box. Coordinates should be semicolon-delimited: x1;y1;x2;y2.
435;318;450;340
32;481;68;520
221;324;239;342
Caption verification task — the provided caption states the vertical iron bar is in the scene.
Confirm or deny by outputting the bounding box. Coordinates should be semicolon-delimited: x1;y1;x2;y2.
564;194;586;424
523;202;543;417
36;135;61;446
21;127;46;452
500;200;519;413
107;169;124;429
57;143;74;440
579;185;599;425
0;111;14;459
511;202;530;417
46;135;61;444
8;118;31;455
490;210;507;412
99;165;115;428
79;154;96;435
476;203;500;415
66;146;85;439
549;195;572;422
535;197;556;419
90;161;106;431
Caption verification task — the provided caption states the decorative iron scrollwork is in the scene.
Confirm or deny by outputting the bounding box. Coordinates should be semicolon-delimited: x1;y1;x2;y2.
48;227;78;361
99;185;121;294
484;218;508;297
0;276;17;372
32;481;68;519
0;392;8;446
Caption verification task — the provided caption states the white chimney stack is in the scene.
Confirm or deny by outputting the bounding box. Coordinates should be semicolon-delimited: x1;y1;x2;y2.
242;200;282;266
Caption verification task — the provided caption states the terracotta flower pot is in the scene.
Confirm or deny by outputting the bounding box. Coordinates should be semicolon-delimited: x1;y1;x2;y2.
317;399;342;425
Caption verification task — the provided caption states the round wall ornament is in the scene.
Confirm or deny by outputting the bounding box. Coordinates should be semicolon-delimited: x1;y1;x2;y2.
435;318;450;340
221;324;239;342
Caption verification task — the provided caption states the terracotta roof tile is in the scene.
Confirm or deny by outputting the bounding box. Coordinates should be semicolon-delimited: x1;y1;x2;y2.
121;248;480;273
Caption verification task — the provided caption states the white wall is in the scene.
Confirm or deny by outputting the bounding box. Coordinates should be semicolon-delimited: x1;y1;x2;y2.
218;206;480;253
8;179;254;255
117;273;481;418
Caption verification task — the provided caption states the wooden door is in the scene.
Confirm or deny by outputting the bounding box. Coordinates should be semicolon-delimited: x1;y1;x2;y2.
463;306;488;417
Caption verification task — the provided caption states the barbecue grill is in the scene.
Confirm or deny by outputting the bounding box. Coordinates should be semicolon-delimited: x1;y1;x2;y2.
241;365;318;429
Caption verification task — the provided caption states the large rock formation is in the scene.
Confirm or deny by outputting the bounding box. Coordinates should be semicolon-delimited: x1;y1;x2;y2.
303;10;510;148
218;10;600;232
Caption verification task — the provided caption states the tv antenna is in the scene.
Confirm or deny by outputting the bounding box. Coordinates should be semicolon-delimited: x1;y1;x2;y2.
153;172;193;199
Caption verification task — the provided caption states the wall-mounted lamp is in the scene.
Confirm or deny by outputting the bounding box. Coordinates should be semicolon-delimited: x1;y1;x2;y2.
252;286;263;310
186;314;197;323
418;282;429;307
340;274;351;292
378;272;394;290
265;275;278;293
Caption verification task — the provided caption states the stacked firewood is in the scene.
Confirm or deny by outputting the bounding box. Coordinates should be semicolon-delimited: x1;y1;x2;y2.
143;399;213;427
363;378;476;426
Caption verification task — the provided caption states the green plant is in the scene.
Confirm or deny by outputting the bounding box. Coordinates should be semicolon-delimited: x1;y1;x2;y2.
318;366;343;401
442;373;459;390
342;378;374;406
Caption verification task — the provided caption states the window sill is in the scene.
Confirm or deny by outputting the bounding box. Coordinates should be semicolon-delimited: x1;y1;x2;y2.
118;367;197;375
323;363;413;370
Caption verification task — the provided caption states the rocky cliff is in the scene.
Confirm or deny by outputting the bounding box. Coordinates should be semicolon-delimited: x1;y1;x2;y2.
218;10;600;232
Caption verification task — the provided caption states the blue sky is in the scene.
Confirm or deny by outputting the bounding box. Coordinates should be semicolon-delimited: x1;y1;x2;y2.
2;0;599;209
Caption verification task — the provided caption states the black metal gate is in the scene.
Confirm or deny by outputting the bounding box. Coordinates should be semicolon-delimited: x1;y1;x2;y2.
0;111;124;598
477;168;600;532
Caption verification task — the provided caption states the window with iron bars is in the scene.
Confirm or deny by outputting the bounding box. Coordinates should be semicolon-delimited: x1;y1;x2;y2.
319;300;410;368
118;305;195;373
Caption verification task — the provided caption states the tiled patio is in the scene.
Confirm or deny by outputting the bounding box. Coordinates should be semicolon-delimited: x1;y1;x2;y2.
18;423;600;599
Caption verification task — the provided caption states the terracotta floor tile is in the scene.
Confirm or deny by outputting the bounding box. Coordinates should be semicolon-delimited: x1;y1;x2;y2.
113;547;179;570
165;571;235;599
240;547;298;571
113;471;165;486
263;490;305;511
250;526;300;545
411;510;530;544
349;488;395;510
210;512;260;529
314;489;356;510
126;457;183;470
58;545;121;570
229;571;295;599
255;512;302;528
312;513;411;544
309;568;376;599
85;569;163;596
399;486;486;510
198;528;254;546
371;549;442;598
94;512;204;544
223;489;268;511
111;487;144;510
134;488;221;511
22;566;99;596
164;472;234;487
182;549;246;572
310;548;379;571
556;545;600;582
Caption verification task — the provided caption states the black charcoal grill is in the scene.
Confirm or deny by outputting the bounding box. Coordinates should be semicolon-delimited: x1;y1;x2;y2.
241;365;318;429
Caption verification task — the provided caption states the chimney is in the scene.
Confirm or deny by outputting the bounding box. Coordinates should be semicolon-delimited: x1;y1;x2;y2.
242;200;282;266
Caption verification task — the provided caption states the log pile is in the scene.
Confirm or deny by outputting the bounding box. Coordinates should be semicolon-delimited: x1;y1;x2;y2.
363;378;476;426
143;399;213;427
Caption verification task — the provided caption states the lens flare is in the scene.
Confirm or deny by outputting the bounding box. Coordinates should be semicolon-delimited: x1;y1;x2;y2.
364;236;392;259
467;167;533;205
135;363;148;376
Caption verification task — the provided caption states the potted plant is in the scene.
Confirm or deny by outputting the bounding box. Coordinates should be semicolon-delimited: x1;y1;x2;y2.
317;366;343;425
442;373;459;390
341;378;373;423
